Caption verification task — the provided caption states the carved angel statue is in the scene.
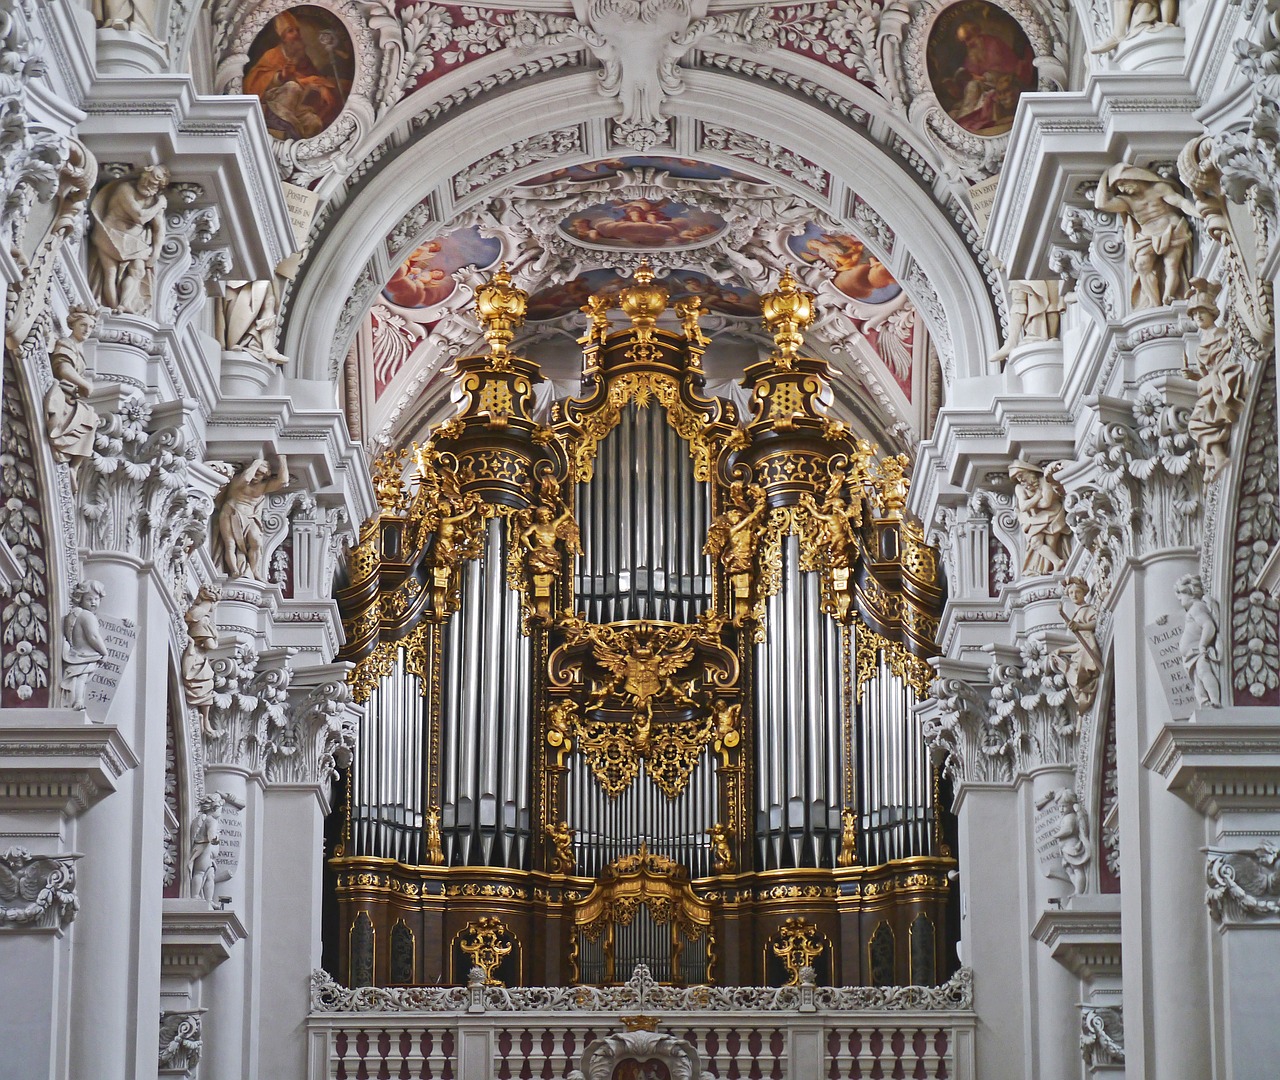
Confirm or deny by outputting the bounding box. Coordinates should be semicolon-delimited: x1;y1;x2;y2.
801;467;861;567
546;821;575;874
60;580;108;711
1094;163;1197;310
1008;459;1071;576
211;456;290;581
88;164;170;316
1050;577;1103;713
990;280;1066;366
93;0;158;35
45;307;100;492
1185;278;1246;484
674;296;710;348
1091;0;1178;54
517;474;582;577
703;480;767;575
181;585;220;737
1176;573;1221;708
188;791;244;902
707;824;733;873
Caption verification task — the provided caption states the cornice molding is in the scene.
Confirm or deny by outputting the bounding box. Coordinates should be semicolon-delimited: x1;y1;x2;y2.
0;710;139;816
1143;710;1280;818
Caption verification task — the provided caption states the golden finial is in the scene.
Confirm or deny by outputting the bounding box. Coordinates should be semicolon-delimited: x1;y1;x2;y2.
474;262;527;365
760;268;815;368
618;260;668;343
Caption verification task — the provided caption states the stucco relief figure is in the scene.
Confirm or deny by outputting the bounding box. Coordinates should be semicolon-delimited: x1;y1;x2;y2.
1094;163;1197;311
212;456;290;581
44;307;100;491
60;580;108;711
188;791;244;902
1008;459;1070;576
216;280;288;365
1176;573;1222;708
1048;788;1091;894
88;165;170;316
181;586;220;737
1091;0;1179;54
990;280;1065;366
93;0;157;35
1185;278;1246;484
1051;576;1103;713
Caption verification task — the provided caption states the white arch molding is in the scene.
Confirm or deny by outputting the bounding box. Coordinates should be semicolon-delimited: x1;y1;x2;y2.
283;71;1002;388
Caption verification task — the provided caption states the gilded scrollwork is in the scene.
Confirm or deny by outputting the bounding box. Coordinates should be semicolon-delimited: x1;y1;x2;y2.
459;917;514;986
771;917;825;986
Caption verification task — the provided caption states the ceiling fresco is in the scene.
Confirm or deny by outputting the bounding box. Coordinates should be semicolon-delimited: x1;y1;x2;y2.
559;199;727;250
381;226;503;310
523;156;763;186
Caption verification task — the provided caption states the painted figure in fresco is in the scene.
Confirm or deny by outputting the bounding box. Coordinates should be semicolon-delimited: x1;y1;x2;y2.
60;580;108;711
244;11;350;140
794;231;897;301
88;165;170;315
565;198;721;247
946;19;1035;134
45;307;100;490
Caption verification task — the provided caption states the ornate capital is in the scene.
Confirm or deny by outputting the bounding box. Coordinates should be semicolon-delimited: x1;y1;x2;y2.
921;669;1013;786
157;1009;202;1076
1080;1005;1124;1071
78;398;209;578
0;848;79;931
204;645;295;775
987;639;1079;774
1205;843;1280;923
266;677;359;789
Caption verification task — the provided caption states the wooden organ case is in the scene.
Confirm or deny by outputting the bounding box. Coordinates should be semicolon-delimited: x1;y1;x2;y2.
329;265;954;991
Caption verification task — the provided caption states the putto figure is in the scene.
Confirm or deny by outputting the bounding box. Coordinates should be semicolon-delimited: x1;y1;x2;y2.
1176;573;1221;708
1094;163;1197;310
188;791;245;902
89;165;170;316
212;456;290;581
1008;459;1070;577
44;307;100;491
60;580;108;711
182;586;221;737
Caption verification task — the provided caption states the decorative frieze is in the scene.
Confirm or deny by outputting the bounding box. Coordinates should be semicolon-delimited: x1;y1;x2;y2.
0;848;79;930
1205;844;1280;922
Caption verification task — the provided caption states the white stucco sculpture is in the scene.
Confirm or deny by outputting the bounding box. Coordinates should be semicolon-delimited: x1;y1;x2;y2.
1008;459;1071;577
88;165;170;316
1094;163;1196;310
1185;278;1246;484
990;280;1066;366
1176;573;1222;708
1053;788;1092;894
188;790;244;902
92;0;157;36
216;279;288;365
212;456;290;581
1091;0;1179;53
1051;576;1103;713
181;585;220;737
60;580;108;711
44;307;100;491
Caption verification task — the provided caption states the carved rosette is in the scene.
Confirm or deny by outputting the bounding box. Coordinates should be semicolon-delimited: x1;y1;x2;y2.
0;848;79;931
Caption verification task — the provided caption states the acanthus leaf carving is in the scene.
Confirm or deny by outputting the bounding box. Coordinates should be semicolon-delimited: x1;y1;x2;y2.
1080;1005;1125;1070
267;678;360;788
921;672;1013;786
157;1009;202;1075
203;644;295;775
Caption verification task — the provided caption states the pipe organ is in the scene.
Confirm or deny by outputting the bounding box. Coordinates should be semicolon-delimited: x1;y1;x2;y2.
332;265;953;990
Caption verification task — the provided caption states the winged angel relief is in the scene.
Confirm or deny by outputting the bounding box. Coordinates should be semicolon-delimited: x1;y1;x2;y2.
552;615;739;797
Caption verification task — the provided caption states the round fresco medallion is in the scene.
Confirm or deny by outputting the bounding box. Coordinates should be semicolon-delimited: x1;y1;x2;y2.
926;0;1037;138
527;269;759;322
559;199;727;250
382;226;503;310
244;6;355;141
786;224;901;305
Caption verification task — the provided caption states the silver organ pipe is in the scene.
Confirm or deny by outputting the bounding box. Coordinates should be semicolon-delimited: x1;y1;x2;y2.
574;403;711;623
350;648;427;863
567;751;716;879
437;516;533;868
753;535;843;869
